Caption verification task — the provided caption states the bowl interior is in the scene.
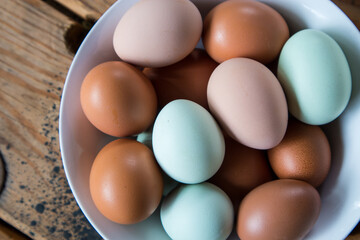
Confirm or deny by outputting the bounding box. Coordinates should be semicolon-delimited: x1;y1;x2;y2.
59;0;360;239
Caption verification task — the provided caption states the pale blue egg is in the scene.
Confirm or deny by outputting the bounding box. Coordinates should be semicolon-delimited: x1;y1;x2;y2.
136;128;153;150
137;128;179;196
277;29;351;125
152;99;225;184
160;182;234;240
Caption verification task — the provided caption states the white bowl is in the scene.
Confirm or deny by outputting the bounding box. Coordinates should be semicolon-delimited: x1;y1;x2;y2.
59;0;360;239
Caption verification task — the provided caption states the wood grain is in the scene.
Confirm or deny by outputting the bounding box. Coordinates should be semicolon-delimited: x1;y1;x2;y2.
0;0;104;239
54;0;116;19
0;220;29;240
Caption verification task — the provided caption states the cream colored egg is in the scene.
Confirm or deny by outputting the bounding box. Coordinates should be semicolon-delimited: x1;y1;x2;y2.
207;58;288;150
113;0;202;68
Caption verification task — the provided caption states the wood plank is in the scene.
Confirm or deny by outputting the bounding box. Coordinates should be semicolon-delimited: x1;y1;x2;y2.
0;0;104;239
54;0;117;20
0;220;29;240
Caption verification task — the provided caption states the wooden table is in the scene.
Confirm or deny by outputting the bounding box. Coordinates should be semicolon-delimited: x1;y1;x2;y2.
0;0;359;239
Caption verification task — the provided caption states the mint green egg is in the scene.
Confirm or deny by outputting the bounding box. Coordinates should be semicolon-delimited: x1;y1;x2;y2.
160;183;234;240
136;128;179;196
152;99;225;184
277;29;351;125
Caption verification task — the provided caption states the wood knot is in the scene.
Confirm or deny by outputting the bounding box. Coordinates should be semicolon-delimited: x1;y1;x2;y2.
64;18;96;55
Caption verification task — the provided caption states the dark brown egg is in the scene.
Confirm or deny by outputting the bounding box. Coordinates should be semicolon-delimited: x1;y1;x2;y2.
80;61;157;137
209;136;273;210
143;49;218;109
268;119;331;187
89;139;163;224
237;179;321;240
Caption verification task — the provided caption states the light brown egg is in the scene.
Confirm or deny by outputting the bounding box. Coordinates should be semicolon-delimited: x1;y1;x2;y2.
202;0;289;64
209;136;274;211
143;49;217;109
89;139;163;224
268;119;331;187
80;61;157;137
113;0;202;68
237;179;321;240
207;58;288;150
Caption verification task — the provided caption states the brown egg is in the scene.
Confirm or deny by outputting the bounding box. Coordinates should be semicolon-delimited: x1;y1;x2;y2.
143;49;217;109
209;137;273;210
237;179;321;240
202;0;289;64
80;61;157;137
89;139;163;224
268;119;331;187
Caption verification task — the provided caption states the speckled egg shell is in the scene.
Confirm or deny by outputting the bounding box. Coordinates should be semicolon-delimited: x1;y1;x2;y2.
237;179;321;240
268;119;331;187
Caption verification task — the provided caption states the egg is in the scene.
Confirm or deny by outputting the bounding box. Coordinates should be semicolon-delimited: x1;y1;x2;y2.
80;61;157;137
237;179;321;240
209;136;274;210
207;58;288;149
152;99;225;184
143;49;218;109
113;0;202;68
136;127;179;196
161;182;234;240
202;0;289;64
277;29;352;125
89;139;163;224
136;127;153;150
268;119;331;187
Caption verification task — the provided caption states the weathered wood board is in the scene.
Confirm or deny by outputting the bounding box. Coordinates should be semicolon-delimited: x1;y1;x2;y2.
0;0;111;239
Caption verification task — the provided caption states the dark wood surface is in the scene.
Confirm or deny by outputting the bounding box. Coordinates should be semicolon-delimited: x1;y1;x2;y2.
0;0;358;239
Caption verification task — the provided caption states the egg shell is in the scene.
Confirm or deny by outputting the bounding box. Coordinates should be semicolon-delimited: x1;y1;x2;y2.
207;57;288;149
152;99;225;184
113;0;202;68
136;128;179;196
80;61;157;137
202;0;289;64
237;179;321;240
136;127;153;150
209;136;274;210
143;49;218;109
161;182;234;240
277;29;352;125
268;119;331;187
89;139;163;224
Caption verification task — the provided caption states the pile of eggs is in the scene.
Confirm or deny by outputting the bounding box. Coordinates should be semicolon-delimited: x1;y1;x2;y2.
79;0;352;239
